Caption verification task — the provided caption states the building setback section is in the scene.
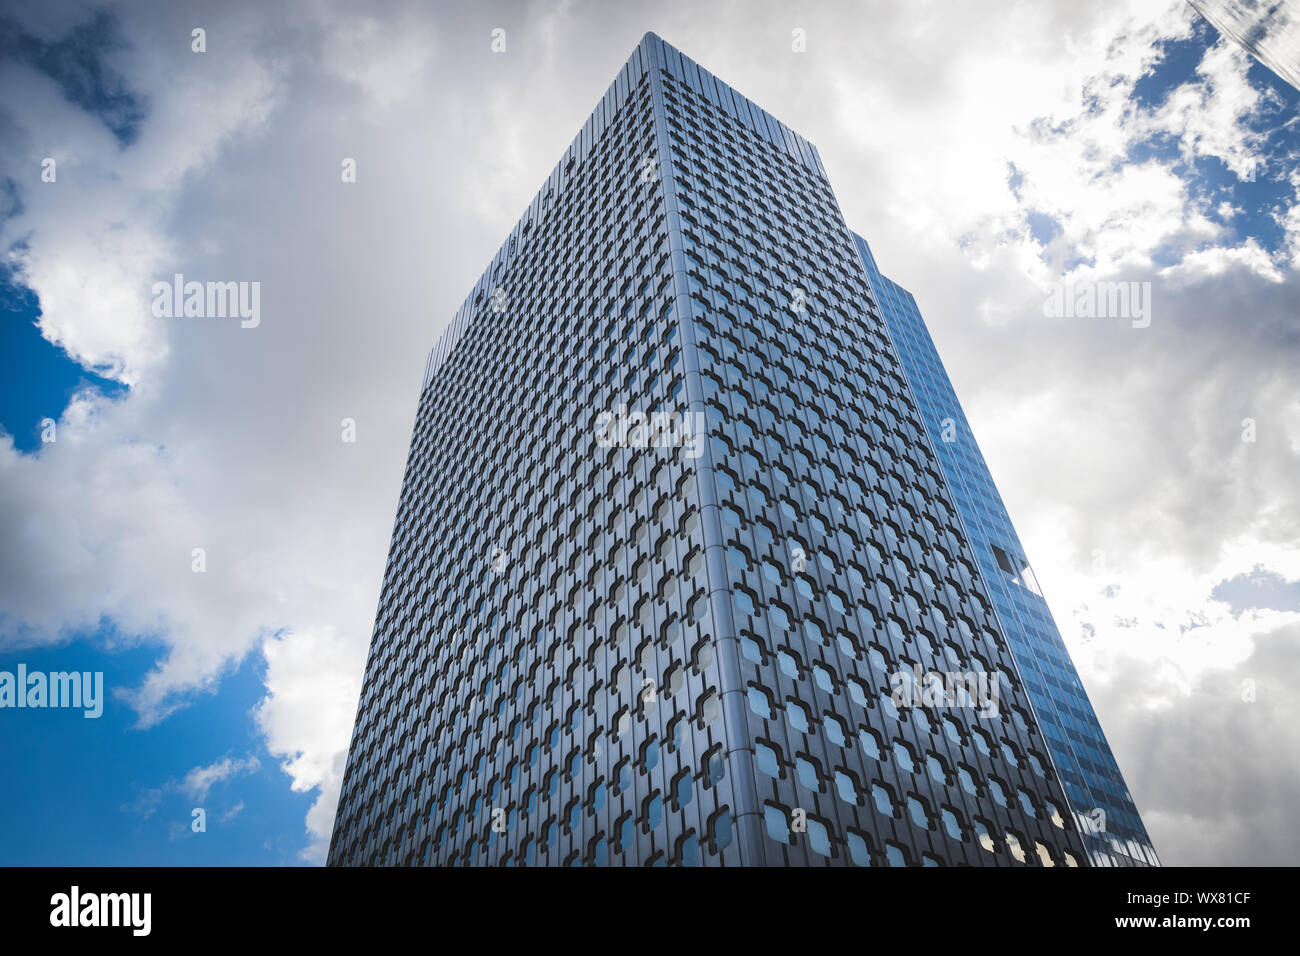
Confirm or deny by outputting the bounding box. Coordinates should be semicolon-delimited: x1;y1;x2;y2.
329;33;1097;866
853;233;1158;866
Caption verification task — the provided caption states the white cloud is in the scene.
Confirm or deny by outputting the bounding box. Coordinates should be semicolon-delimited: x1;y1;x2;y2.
123;752;260;820
0;4;283;384
255;627;365;864
180;754;261;803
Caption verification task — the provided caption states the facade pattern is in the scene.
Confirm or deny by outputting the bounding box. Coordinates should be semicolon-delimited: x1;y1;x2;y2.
329;33;1103;867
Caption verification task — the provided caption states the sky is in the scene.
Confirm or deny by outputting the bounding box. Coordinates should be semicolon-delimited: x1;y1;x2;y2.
0;0;1296;866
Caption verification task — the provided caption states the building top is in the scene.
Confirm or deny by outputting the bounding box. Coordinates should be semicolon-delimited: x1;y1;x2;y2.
422;32;825;392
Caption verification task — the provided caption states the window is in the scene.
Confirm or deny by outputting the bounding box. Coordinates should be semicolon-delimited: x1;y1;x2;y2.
834;770;860;806
755;741;782;778
846;830;871;866
763;804;790;844
642;793;663;832
806;817;832;857
708;809;733;853
795;755;822;792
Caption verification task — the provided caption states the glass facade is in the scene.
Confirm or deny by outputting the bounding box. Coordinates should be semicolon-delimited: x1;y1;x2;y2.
328;33;1095;866
853;235;1159;866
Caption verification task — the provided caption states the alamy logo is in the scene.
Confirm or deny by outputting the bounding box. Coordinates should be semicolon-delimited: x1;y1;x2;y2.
50;886;151;936
595;405;705;460
1042;280;1152;328
151;273;260;328
889;664;1000;718
0;665;103;718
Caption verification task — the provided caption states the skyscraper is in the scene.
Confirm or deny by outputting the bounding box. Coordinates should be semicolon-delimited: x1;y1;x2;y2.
328;33;1135;867
853;235;1159;867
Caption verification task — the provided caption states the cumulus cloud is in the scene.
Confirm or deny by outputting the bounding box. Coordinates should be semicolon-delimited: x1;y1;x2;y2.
255;627;364;863
179;754;260;803
123;752;260;817
1089;620;1300;866
1;0;1296;865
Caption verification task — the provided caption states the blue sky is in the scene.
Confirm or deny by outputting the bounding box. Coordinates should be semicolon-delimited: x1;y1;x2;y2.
1;0;1298;867
1009;17;1299;271
1;265;126;453
1130;22;1299;260
0;639;313;865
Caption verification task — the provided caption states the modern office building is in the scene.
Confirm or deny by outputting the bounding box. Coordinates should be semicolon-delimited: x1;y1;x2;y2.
853;236;1159;866
328;33;1139;866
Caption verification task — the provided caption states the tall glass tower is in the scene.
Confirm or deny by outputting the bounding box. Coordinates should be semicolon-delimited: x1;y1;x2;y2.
853;235;1159;866
328;33;1116;867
